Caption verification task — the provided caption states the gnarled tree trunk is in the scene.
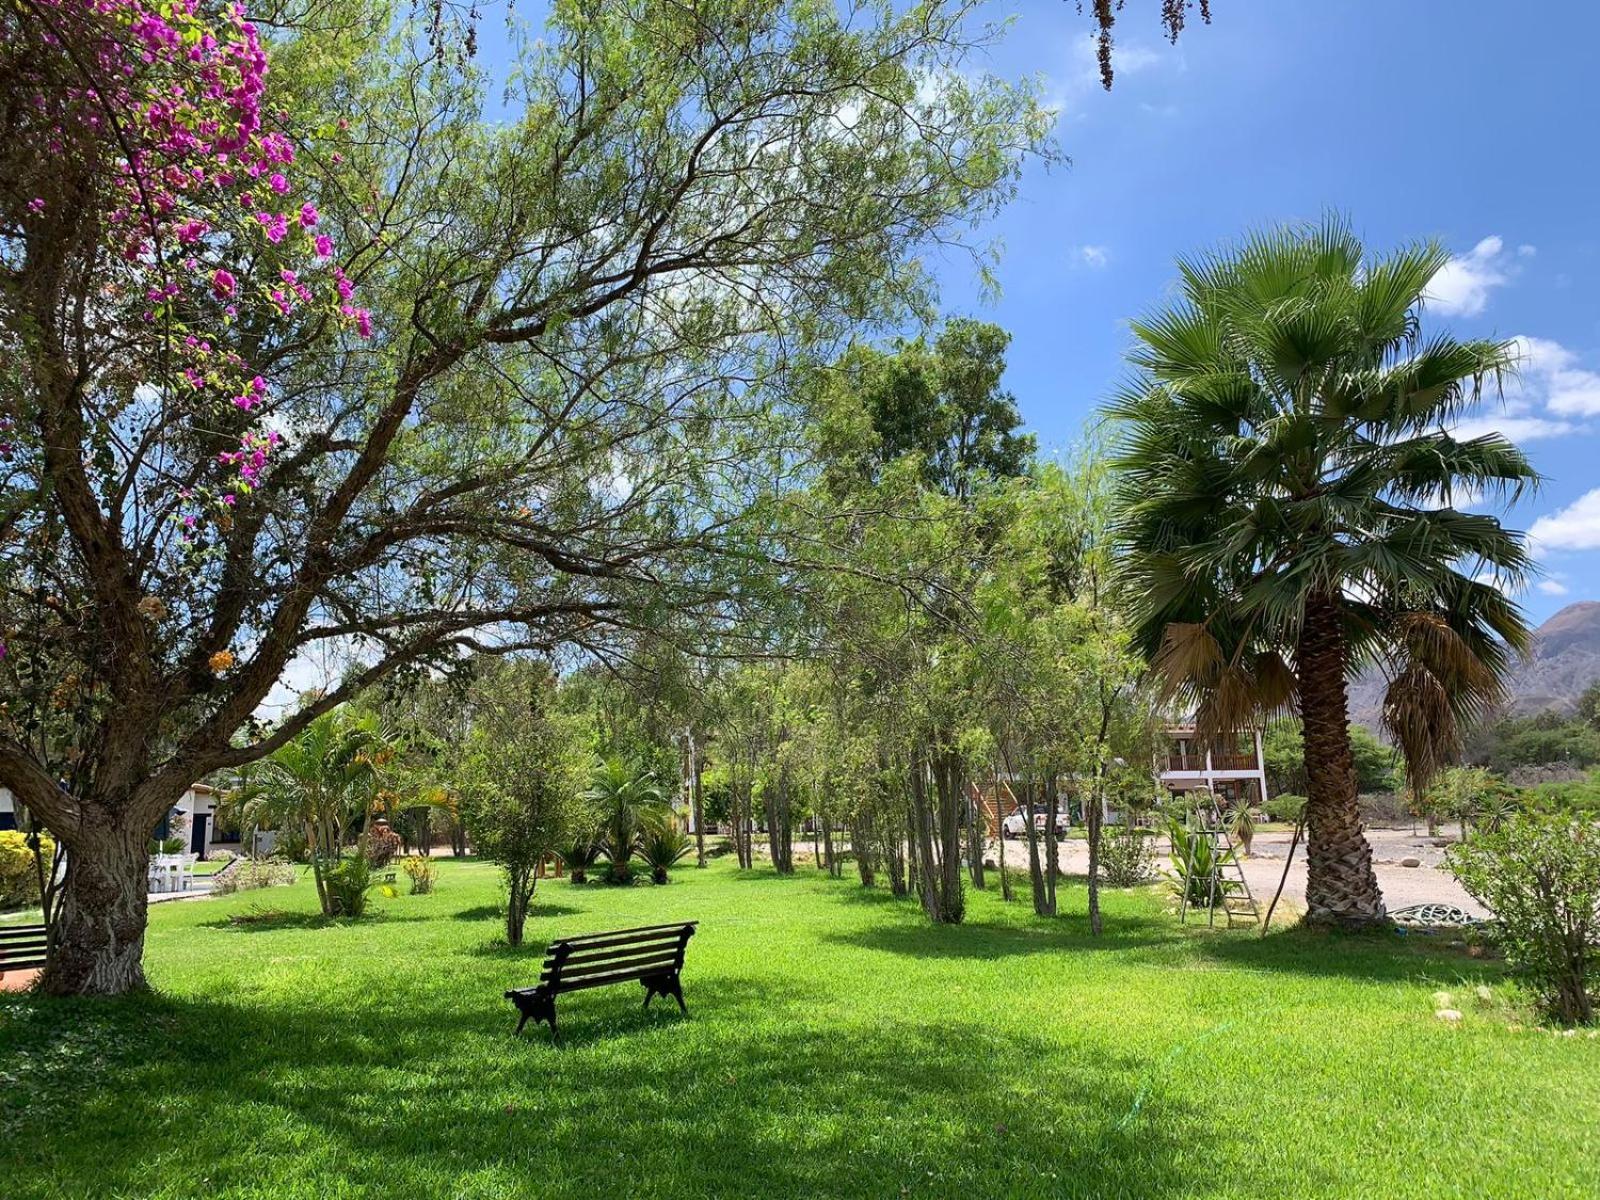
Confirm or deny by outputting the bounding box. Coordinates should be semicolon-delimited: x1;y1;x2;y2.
42;812;153;996
1298;593;1386;927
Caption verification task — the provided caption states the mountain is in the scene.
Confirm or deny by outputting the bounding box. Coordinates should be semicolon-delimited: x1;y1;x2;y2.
1349;601;1600;728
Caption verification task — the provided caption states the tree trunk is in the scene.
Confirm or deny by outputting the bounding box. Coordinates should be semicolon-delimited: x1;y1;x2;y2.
506;866;533;946
1022;777;1049;916
41;816;152;997
966;782;986;890
690;734;707;868
1086;777;1103;937
1298;593;1386;926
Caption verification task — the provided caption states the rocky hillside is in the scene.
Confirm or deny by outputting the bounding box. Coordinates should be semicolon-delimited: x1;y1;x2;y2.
1350;601;1600;727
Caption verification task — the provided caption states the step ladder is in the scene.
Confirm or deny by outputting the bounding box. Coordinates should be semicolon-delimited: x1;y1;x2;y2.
1177;793;1261;928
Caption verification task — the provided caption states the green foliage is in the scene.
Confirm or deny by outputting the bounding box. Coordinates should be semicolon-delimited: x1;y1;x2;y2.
586;757;668;886
1263;720;1399;796
1465;710;1600;775
0;830;53;910
458;673;586;945
1427;766;1521;838
1167;818;1238;909
401;857;437;896
323;854;377;919
560;836;601;885
1449;815;1600;1025
639;815;693;885
1098;824;1156;888
1265;793;1307;823
1525;772;1600;817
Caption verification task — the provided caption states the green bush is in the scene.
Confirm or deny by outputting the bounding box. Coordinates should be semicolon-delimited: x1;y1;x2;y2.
324;854;377;917
640;816;693;884
1167;818;1238;909
560;836;600;884
1448;815;1600;1025
1098;823;1155;887
1265;793;1306;823
0;830;54;909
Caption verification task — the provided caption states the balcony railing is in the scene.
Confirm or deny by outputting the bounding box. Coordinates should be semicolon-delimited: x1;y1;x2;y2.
1163;752;1258;773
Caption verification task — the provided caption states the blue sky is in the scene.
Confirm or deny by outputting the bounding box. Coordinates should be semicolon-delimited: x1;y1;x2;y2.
927;1;1600;623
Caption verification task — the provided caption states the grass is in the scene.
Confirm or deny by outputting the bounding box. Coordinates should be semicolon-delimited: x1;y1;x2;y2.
2;858;1597;1199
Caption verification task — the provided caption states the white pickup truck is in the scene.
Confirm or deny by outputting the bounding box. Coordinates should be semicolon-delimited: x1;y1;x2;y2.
1000;807;1070;839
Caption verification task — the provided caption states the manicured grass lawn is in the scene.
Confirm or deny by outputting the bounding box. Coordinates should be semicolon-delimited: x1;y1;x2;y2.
3;858;1597;1199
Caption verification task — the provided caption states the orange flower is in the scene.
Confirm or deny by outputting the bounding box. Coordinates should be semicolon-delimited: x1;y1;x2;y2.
208;649;236;674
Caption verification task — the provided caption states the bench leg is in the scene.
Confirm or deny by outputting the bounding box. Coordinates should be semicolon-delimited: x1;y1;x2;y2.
510;990;557;1038
669;974;687;1015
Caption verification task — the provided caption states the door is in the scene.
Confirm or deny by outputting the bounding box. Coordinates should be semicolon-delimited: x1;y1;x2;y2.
190;812;209;858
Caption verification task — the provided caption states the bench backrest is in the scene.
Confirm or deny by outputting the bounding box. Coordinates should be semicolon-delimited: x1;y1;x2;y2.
0;924;48;973
540;921;696;993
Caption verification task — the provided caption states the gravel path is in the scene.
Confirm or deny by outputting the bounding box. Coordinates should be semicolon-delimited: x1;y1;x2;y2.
987;826;1488;917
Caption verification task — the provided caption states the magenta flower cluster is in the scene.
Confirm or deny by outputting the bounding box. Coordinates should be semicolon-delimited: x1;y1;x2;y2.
18;0;375;534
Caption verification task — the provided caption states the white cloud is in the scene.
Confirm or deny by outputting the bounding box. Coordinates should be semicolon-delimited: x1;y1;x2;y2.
1510;334;1600;417
1077;244;1110;269
1452;412;1577;443
1426;235;1521;318
1517;244;1537;258
1530;488;1600;551
1537;579;1570;596
1452;333;1600;442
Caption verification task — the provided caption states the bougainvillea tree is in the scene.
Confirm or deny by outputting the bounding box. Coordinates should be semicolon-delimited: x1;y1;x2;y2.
0;0;1058;994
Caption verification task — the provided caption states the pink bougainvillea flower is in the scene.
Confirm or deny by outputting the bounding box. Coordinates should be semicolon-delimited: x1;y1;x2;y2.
27;197;45;213
298;202;318;227
267;171;289;194
256;211;288;243
211;268;236;298
314;234;334;257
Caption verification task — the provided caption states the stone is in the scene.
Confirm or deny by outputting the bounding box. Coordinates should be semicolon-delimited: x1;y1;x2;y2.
1435;1008;1463;1023
1400;857;1422;868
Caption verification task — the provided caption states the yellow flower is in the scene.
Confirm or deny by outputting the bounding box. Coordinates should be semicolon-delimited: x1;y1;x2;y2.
208;649;236;675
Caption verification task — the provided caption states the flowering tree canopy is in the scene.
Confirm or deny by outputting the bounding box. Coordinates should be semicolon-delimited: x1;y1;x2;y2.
1;0;1051;995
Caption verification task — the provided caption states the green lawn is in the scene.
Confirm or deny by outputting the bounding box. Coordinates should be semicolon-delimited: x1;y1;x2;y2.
3;859;1597;1199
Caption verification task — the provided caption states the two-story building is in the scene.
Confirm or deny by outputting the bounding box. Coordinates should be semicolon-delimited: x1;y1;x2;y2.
1157;723;1269;810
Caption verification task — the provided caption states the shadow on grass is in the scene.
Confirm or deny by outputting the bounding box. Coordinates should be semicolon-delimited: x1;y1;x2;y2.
0;980;1214;1200
1188;922;1505;986
199;907;434;932
823;910;1184;960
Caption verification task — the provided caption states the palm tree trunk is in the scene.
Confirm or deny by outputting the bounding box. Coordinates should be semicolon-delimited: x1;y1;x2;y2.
1298;593;1386;927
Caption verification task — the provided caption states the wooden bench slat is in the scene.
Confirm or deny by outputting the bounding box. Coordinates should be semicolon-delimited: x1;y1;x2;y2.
552;936;684;967
540;951;681;985
551;923;697;954
548;969;679;995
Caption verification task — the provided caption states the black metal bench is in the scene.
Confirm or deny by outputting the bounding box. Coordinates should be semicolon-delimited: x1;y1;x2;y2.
505;921;696;1037
0;924;48;974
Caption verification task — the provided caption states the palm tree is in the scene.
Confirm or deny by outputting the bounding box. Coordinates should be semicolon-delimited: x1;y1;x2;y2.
222;709;390;915
586;757;667;884
1108;218;1536;927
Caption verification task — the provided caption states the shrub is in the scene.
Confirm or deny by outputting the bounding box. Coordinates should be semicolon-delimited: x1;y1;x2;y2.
0;830;54;909
364;822;402;868
1448;815;1600;1025
148;836;186;855
560;837;600;884
324;854;378;917
639;816;693;884
1099;823;1156;887
1167;818;1238;909
400;856;437;895
1265;793;1306;823
211;857;297;895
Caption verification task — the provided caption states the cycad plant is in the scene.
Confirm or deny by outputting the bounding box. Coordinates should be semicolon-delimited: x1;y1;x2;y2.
586;757;666;885
639;813;693;884
1110;218;1536;927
